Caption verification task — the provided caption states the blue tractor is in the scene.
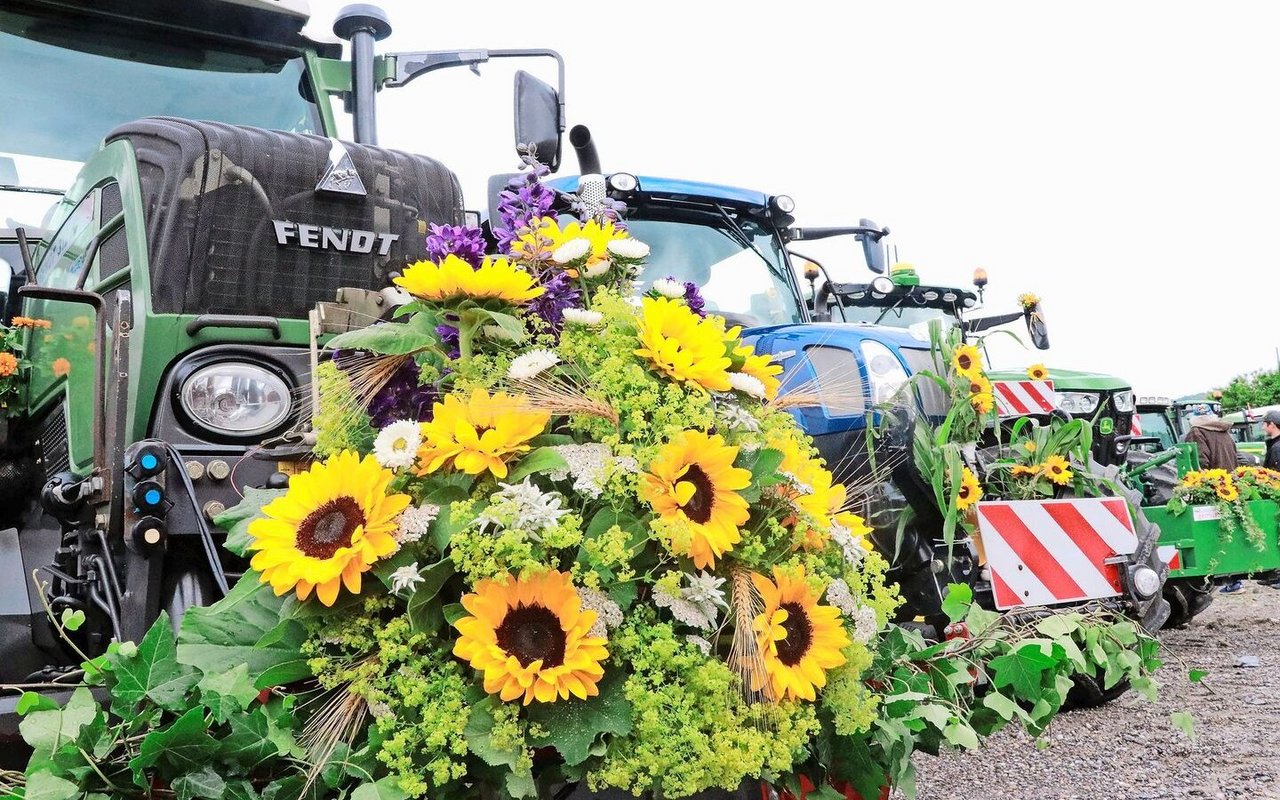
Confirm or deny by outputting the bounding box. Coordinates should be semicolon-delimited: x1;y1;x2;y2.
539;129;1167;636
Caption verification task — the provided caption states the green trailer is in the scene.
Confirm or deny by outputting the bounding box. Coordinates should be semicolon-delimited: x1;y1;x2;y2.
1148;500;1280;580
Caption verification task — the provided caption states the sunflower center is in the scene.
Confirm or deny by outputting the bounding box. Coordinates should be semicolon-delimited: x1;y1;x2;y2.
775;602;813;666
959;484;972;500
677;464;716;524
296;497;365;559
497;604;566;668
957;353;972;371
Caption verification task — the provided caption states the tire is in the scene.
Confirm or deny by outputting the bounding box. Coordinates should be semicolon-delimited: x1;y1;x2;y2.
1161;578;1214;629
1063;672;1131;710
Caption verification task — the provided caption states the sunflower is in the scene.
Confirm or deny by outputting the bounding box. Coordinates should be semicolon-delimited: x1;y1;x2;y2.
968;375;993;396
955;467;983;510
1216;483;1239;502
951;343;983;380
1042;454;1073;486
416;390;549;479
453;570;608;705
634;297;733;392
732;339;784;400
639;431;751;568
769;434;838;533
513;218;629;276
248;451;410;606
969;391;994;415
1026;363;1049;381
394;254;544;305
1010;464;1041;478
751;567;849;701
1181;471;1204;489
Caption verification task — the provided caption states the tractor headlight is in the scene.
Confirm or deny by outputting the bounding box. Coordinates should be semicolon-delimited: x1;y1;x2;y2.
1057;391;1100;415
859;340;910;405
180;362;291;437
1112;390;1135;413
1131;565;1161;599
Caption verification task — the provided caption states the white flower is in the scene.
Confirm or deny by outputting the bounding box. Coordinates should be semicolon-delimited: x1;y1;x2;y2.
476;480;567;536
683;571;729;612
552;238;591;264
825;578;859;616
395;503;439;545
606;238;650;260
829;522;868;566
550;443;612;498
653;572;726;631
854;606;879;643
651;278;685;298
507;349;560;381
390;562;425;595
373;420;422;471
562;308;604;326
578;586;623;639
582;259;612;279
728;372;767;399
716;403;760;432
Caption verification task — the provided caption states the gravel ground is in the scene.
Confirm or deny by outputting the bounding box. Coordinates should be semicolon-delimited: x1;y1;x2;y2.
906;584;1280;800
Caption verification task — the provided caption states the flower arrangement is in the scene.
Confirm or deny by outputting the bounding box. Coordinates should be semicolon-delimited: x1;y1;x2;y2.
0;316;50;417
5;164;1161;800
1166;466;1280;549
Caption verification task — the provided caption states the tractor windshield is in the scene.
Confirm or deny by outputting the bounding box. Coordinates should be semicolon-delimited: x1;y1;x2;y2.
626;215;803;328
840;302;961;331
0;8;321;225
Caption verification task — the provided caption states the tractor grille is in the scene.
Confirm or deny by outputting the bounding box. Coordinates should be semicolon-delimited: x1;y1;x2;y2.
36;402;70;479
109;117;464;319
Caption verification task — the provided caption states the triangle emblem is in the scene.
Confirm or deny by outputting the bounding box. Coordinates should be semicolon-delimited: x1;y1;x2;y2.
316;139;367;196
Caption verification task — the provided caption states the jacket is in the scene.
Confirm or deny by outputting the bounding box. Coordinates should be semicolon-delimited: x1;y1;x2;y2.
1184;415;1237;471
1266;435;1280;472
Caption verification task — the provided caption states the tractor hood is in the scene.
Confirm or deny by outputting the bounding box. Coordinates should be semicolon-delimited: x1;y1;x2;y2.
988;367;1130;392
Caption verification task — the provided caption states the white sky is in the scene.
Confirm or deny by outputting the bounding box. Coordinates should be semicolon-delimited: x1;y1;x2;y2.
306;1;1280;397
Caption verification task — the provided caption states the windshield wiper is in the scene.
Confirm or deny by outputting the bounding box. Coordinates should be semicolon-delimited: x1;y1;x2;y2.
710;202;790;283
0;184;64;195
872;294;909;326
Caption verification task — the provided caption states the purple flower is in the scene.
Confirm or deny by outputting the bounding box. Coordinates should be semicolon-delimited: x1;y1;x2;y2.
425;223;487;268
435;323;461;360
494;171;558;254
527;272;582;333
367;358;437;427
682;280;706;317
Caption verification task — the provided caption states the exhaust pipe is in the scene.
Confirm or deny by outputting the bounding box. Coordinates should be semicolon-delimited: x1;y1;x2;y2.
569;125;601;175
334;5;393;145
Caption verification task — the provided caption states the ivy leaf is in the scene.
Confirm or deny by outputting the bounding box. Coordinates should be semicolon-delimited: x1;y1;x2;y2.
940;583;973;623
506;447;569;484
20;687;99;755
526;671;632;766
351;777;410;800
1130;675;1159;703
1033;613;1081;639
1188;669;1209;683
198;663;260;723
131;707;219;779
215;487;286;557
942;721;980;750
172;767;227;800
981;691;1022;722
23;772;80;800
16;691;59;716
224;782;261;800
178;578;310;689
1170;711;1196;742
964;605;1000;637
219;707;280;768
109;612;199;715
326;323;437;356
988;643;1057;701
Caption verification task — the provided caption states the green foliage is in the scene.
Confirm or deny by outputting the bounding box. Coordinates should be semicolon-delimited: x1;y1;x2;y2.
1219;368;1280;413
214;487;287;557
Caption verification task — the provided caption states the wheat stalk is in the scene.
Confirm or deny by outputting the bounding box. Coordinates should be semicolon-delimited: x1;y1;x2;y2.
727;565;774;705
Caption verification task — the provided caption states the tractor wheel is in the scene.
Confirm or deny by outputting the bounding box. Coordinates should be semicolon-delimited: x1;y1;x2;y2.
1064;672;1132;710
1161;579;1214;629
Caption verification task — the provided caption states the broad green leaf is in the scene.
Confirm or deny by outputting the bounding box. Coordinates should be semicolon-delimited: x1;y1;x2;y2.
465;698;521;768
219;707;280;768
178;577;310;689
527;671;632;766
981;691;1022;722
905;703;953;731
943;721;980;750
506;447;569;484
198;663;260;723
940;583;973;622
215;487;286;557
20;687;98;754
1188;668;1209;683
964;605;1000;637
405;560;455;629
1170;711;1196;742
173;767;227;800
23;772;80;800
131;708;219;778
1131;675;1158;703
109;612;198;715
326;323;437;356
1033;613;1081;638
16;691;59;716
988;643;1057;701
351;777;410;800
505;768;537;800
484;310;527;343
60;608;85;632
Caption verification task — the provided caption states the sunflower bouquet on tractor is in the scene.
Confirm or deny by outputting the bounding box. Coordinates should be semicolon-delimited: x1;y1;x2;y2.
4;166;1162;800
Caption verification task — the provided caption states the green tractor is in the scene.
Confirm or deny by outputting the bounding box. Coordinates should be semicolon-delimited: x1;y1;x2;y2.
1221;406;1274;464
0;0;570;741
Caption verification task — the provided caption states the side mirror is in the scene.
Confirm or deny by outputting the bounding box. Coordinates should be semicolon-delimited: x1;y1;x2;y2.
856;218;887;274
514;70;562;171
1025;302;1050;349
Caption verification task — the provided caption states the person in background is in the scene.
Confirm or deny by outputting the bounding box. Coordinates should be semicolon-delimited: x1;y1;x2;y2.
1184;404;1237;471
1262;410;1280;471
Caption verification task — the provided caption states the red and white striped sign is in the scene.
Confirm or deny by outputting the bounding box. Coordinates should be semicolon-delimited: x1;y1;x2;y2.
1158;545;1182;571
992;380;1057;418
976;497;1139;609
1131;417;1143;437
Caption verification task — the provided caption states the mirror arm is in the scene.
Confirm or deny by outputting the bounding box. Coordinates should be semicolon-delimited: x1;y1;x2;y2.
787;225;888;243
788;249;844;322
385;49;566;131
